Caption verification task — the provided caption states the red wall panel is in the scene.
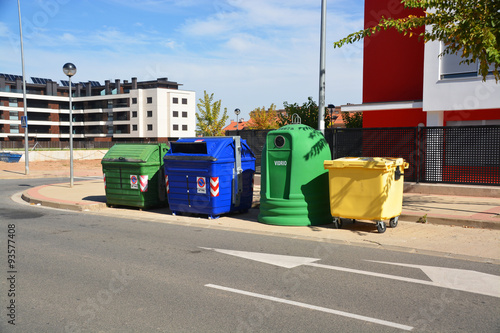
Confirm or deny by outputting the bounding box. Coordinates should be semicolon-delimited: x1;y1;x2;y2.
363;0;425;103
363;108;426;128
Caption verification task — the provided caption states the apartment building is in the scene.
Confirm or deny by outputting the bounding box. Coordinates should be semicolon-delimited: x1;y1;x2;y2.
0;74;196;143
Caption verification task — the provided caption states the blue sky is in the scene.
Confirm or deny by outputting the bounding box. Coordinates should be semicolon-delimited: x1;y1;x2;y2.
0;0;364;123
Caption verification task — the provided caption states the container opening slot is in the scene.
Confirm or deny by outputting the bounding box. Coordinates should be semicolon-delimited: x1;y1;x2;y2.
170;142;208;154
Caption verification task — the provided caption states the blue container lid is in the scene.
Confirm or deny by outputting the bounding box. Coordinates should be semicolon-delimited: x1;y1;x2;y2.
164;137;254;162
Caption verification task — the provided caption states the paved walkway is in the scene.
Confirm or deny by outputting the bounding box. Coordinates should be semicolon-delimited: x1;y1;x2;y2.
15;176;500;264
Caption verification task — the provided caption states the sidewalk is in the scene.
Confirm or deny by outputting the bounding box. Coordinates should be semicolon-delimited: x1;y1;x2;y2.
16;176;500;264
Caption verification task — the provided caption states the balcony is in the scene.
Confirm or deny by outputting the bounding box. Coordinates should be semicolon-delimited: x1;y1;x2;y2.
113;124;130;135
114;111;130;121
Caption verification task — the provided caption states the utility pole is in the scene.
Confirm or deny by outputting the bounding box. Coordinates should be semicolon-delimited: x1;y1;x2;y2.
318;0;327;134
18;0;29;175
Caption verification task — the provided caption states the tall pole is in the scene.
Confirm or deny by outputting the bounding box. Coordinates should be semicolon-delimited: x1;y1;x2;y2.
69;75;74;187
318;0;327;134
63;63;76;187
18;0;29;175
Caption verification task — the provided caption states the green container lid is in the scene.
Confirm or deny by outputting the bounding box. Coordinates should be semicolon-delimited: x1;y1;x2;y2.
102;143;169;165
101;143;170;209
258;124;331;226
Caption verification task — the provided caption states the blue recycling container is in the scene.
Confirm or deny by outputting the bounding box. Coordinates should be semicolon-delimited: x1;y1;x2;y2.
164;136;255;219
7;154;22;163
0;152;22;163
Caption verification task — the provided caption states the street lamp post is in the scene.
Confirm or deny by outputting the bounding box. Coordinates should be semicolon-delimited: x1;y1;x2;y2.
234;108;241;133
17;0;29;175
63;63;77;188
318;0;327;134
328;104;337;128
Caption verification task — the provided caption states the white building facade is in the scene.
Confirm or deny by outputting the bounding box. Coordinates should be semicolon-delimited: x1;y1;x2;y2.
423;41;500;127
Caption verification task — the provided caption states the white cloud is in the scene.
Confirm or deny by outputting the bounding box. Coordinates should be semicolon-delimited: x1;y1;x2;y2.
182;17;233;37
162;40;177;49
60;32;76;42
0;22;11;38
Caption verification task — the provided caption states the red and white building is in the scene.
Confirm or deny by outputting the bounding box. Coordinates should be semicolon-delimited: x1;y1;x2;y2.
342;0;500;127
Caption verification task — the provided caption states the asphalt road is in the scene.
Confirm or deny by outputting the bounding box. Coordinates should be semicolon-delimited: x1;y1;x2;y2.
1;178;499;332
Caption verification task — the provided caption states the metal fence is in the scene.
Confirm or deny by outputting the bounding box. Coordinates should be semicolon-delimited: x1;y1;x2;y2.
229;126;500;186
330;127;421;182
330;125;500;186
226;130;270;173
422;126;500;185
0;140;161;150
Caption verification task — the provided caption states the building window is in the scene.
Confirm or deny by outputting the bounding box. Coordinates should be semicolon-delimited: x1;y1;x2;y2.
182;124;188;131
147;124;153;131
182;98;187;105
440;44;478;79
173;111;179;117
132;124;137;131
173;97;178;104
182;111;188;118
10;125;19;134
147;110;153;117
173;124;179;131
132;98;137;104
132;111;137;118
9;98;18;107
147;97;153;104
9;111;19;121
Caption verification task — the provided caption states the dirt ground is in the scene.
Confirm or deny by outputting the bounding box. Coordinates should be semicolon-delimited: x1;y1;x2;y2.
0;159;103;178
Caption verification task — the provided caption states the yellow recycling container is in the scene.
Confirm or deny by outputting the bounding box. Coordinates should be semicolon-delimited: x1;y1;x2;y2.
323;157;409;233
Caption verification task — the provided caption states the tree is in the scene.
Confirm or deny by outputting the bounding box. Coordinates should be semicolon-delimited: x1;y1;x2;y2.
277;97;336;129
247;104;279;130
341;112;363;128
333;0;500;82
196;91;229;136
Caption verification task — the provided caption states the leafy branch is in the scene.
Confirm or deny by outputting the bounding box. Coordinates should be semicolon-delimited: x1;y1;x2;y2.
334;0;499;82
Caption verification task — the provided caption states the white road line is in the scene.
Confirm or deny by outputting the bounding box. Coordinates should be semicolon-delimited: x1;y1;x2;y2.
205;284;414;331
307;262;437;286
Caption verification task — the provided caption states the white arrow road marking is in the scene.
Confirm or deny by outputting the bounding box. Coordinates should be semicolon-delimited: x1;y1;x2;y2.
200;248;500;298
206;284;414;331
367;260;500;298
199;247;320;268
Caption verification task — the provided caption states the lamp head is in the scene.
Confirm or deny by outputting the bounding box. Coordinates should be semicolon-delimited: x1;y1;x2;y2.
63;63;77;77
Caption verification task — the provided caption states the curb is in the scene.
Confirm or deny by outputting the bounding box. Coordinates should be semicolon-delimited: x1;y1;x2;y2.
400;212;500;230
21;186;107;212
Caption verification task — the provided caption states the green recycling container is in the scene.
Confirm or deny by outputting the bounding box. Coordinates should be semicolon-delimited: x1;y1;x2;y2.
258;124;331;226
101;143;169;209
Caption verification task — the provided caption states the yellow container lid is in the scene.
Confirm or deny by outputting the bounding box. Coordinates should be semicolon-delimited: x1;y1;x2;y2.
324;157;408;170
